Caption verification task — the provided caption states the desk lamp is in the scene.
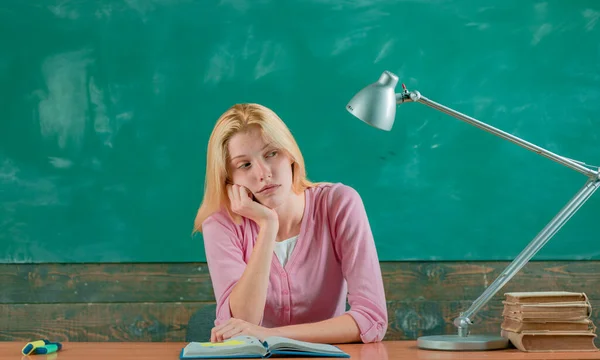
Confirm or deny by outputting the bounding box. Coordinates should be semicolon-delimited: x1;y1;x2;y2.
346;71;600;351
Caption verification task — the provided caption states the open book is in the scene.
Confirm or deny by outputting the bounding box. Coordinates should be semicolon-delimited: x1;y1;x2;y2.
179;335;350;359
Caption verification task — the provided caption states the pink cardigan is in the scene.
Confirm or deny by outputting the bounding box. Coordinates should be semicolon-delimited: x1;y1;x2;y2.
202;183;388;343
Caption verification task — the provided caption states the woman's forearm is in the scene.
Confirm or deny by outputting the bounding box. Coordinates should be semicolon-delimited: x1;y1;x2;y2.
229;219;278;325
270;314;362;344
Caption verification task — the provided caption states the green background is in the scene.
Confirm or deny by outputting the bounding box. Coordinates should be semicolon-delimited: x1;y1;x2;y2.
1;0;599;263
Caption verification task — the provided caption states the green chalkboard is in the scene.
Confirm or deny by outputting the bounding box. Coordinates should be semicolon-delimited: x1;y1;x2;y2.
1;1;599;263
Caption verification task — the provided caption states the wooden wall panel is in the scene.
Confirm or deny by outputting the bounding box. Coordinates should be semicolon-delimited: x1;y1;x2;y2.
1;261;599;342
0;263;213;303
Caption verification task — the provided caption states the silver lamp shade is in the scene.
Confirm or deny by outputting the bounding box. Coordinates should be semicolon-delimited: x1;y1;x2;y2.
346;70;399;131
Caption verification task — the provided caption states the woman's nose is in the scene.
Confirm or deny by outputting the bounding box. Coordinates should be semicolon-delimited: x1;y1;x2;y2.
255;160;272;180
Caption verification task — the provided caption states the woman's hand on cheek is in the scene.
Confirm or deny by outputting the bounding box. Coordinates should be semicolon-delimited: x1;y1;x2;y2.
227;184;277;226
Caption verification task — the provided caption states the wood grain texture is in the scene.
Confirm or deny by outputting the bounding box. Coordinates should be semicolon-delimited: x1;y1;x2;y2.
0;302;213;342
0;263;214;303
1;300;599;343
380;261;600;301
1;261;599;343
3;262;599;304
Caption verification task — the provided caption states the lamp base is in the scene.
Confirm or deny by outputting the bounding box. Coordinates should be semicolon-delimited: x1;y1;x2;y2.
417;334;509;351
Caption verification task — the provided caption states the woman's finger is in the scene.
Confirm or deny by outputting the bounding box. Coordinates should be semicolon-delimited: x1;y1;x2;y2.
226;185;234;202
210;327;218;342
237;185;252;203
221;326;243;340
211;319;234;342
215;326;230;342
213;320;229;332
231;185;241;204
244;186;253;200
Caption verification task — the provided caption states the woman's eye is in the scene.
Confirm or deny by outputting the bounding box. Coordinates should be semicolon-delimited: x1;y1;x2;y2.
266;150;278;157
238;162;251;169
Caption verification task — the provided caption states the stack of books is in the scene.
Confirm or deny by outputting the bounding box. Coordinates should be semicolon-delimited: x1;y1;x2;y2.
501;291;598;352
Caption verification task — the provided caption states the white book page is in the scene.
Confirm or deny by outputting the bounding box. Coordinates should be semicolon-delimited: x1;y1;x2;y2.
265;336;346;355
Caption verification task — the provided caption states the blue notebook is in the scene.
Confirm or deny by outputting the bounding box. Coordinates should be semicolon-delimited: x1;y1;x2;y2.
180;335;350;359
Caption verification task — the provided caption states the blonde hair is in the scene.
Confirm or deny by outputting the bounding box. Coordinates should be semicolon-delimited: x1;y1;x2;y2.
194;103;317;233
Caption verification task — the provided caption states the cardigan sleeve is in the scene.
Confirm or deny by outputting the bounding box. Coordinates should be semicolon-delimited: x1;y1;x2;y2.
202;212;250;327
328;184;388;343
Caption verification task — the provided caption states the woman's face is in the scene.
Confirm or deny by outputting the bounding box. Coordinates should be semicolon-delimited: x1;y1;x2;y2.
227;126;294;209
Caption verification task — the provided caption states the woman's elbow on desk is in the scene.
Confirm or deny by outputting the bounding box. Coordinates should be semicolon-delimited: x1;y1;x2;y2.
346;306;389;343
356;320;388;344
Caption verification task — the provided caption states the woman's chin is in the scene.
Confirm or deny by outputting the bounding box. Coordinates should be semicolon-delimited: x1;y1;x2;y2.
256;197;280;210
259;201;275;209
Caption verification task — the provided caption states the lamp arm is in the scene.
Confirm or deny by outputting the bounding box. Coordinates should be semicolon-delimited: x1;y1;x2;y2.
397;91;598;179
455;178;599;335
396;90;600;337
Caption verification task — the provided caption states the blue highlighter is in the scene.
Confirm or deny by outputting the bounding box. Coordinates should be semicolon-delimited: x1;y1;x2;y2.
33;343;62;355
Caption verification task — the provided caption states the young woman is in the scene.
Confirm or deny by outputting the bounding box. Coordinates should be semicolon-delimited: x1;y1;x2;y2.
194;103;387;344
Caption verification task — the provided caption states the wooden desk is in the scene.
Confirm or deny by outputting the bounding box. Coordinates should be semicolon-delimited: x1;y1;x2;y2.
2;341;599;360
